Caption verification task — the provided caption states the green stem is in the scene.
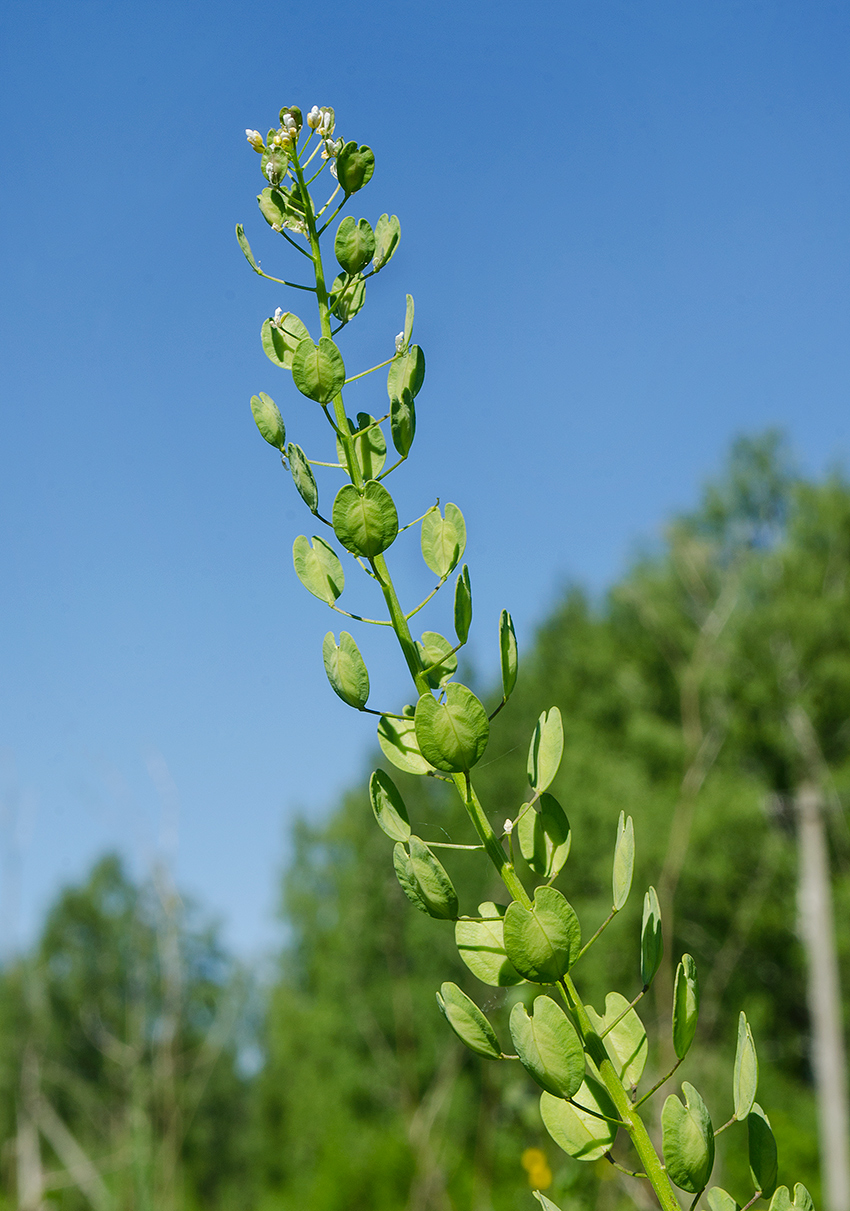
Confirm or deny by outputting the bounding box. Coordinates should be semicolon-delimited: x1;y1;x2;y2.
369;553;429;693
428;842;484;851
576;907;618;961
291;149;362;489
344;356;397;385
327;603;393;626
605;1152;648;1179
454;774;531;908
634;1056;684;1108
599;986;647;1039
713;1116;736;1137
560;972;682;1211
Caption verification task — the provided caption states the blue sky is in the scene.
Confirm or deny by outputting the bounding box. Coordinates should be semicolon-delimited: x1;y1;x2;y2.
1;0;848;956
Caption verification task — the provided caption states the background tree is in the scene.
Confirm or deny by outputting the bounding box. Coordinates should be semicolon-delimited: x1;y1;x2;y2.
0;855;255;1211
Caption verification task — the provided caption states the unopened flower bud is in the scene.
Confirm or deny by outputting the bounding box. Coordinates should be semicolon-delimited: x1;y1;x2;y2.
265;161;276;182
395;332;404;353
307;106;321;129
245;129;264;152
503;818;514;835
274;307;283;323
282;113;297;132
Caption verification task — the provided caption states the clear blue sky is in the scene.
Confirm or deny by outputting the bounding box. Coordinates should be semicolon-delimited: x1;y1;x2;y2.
1;0;848;956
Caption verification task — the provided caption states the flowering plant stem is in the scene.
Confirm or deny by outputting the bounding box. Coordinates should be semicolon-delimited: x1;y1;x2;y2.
238;102;816;1211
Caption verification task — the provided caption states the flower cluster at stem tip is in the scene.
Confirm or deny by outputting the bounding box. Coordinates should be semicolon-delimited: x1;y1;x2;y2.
245;104;341;174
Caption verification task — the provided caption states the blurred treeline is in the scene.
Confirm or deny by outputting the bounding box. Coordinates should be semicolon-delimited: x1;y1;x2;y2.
2;435;849;1211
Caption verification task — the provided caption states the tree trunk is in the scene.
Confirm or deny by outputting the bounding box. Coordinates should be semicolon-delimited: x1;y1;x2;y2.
795;781;850;1211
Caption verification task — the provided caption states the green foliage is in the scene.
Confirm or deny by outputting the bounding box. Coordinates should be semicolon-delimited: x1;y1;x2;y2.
510;996;584;1099
0;856;254;1210
540;1078;619;1161
503;888;581;984
516;794;571;881
414;682;489;772
662;1081;716;1193
332;480;398;557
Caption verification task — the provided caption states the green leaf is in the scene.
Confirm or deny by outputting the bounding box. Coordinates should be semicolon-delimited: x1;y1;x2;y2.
436;982;502;1059
387;345;426;400
336;414;387;480
734;1011;759;1120
390;388;416;458
329;272;366;323
499;610;518;700
286;443;318;513
372;213;401;271
392;836;458;919
250;392;285;449
332;480;399;557
334;216;376;274
292;535;344;604
291;337;346;403
533;1194;564;1211
455;902;525;987
673;954;700;1059
769;1186;815;1211
414;683;489;772
612;811;634;911
516;794;571;880
527;708;564;794
509;995;584;1098
322;631;369;709
416;631;458;689
421;503;466;578
454;565;472;645
532;1191;566;1211
235;223;260;272
377;711;434;776
369;769;410;842
540;1078;619;1161
640;886;663;987
403;293;415;346
503;886;581;984
707;1188;741;1211
586;991;647;1093
256;185;290;227
260;312;311;370
662;1082;715;1194
336;141;375;193
748;1103;778;1197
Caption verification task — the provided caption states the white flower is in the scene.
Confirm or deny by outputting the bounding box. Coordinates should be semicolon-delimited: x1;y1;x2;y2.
274;307;283;323
282;113;297;132
307;106;321;129
503;818;514;835
320;110;333;134
395;332;404;352
265;161;276;181
245;129;264;152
